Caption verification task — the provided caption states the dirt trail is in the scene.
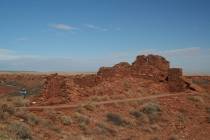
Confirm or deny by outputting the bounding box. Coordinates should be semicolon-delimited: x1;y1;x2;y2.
17;92;196;110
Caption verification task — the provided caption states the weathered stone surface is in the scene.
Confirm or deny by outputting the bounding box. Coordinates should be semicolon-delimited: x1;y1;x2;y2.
168;68;185;92
97;62;131;80
41;54;201;104
42;73;70;104
131;55;170;81
168;68;183;81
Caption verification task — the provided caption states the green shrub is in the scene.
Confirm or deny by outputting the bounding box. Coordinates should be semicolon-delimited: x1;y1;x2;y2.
130;110;144;118
83;102;96;111
96;123;117;135
60;115;72;125
142;103;161;123
74;113;90;125
0;132;11;140
41;119;60;132
106;113;127;126
26;113;40;126
8;122;32;139
12;97;30;107
188;96;204;103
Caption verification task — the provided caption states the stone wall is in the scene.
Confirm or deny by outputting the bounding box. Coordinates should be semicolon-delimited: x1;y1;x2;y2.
168;68;185;92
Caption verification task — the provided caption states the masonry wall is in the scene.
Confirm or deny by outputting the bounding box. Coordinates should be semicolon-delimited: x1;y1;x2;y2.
168;68;185;92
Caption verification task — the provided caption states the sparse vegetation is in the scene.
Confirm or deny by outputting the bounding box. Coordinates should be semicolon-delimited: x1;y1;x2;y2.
0;104;15;122
25;113;40;126
142;102;161;123
206;107;210;123
168;134;179;140
12;97;30;107
59;115;72;125
188;96;204;103
95;123;117;136
1;104;15;115
8;122;32;139
74;112;90;131
41;119;60;133
106;113;127;126
83;102;96;111
0;132;11;140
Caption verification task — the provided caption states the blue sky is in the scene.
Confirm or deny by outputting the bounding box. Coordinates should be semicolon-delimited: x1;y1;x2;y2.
0;0;210;73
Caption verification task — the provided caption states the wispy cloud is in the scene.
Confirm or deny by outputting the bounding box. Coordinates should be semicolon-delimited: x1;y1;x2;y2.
49;23;77;31
1;47;210;74
16;37;28;41
84;24;108;31
139;47;201;56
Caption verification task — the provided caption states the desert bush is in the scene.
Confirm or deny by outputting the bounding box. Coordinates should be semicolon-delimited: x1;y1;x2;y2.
142;103;161;123
63;134;87;140
130;110;144;118
74;113;90;132
1;104;15;115
95;123;117;136
83;102;96;111
41;119;60;132
168;134;179;140
74;113;90;133
14;109;27;118
188;96;204;103
130;102;162;124
60;115;72;125
0;132;11;140
12;97;30;107
150;136;160;140
207;116;210;123
74;113;90;125
206;107;210;113
0;104;14;121
0;110;10;121
26;113;40;126
177;112;187;123
106;113;127;126
44;109;59;121
8;122;32;139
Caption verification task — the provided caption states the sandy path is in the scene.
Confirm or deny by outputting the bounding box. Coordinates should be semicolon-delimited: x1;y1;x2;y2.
17;92;196;110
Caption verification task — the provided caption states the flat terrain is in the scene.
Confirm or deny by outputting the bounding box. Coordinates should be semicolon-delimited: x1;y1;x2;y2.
0;73;209;140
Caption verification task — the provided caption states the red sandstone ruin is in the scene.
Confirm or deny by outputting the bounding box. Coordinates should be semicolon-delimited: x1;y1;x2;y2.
41;54;200;104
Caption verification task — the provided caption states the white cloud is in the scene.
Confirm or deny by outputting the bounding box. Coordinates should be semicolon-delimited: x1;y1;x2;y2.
50;23;77;31
84;24;108;31
0;48;38;60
